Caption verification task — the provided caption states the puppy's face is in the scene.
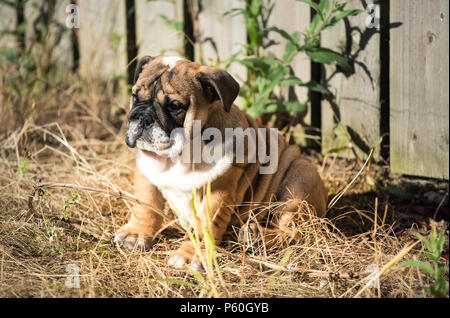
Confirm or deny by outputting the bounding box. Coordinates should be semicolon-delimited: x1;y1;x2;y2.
126;56;239;158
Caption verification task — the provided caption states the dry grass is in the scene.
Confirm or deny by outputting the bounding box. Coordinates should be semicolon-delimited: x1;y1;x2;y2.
0;63;447;298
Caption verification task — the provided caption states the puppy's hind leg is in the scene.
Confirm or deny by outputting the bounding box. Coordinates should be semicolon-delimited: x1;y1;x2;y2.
276;158;328;218
239;158;328;250
272;158;327;239
238;200;309;252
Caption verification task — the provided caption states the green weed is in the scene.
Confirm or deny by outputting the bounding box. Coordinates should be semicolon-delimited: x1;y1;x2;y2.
403;222;449;298
61;190;83;221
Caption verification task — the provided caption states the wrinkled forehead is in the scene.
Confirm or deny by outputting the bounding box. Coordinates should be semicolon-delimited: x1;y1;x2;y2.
132;56;198;97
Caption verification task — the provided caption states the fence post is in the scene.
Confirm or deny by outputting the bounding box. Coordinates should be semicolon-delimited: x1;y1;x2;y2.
390;0;449;179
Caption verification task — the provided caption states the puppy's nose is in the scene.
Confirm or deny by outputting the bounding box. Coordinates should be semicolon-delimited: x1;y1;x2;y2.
126;103;157;148
126;112;155;148
125;119;144;148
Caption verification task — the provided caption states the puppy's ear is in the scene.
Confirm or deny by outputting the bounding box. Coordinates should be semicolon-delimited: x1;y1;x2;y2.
197;67;240;112
133;56;154;84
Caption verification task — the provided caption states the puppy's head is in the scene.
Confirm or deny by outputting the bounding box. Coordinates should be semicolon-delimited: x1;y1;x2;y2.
126;55;240;158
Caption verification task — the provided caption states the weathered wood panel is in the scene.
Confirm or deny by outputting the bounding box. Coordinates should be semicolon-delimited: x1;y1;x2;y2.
268;0;311;144
0;2;17;49
390;0;449;179
268;0;310;106
51;0;74;68
321;0;381;159
77;0;127;79
24;0;73;68
135;0;184;58
195;0;247;87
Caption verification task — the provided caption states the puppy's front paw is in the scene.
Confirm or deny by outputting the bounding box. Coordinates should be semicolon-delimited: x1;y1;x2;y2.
168;249;203;271
114;229;153;251
167;253;187;269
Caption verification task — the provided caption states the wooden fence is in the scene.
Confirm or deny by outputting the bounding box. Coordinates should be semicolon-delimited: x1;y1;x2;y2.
0;0;448;179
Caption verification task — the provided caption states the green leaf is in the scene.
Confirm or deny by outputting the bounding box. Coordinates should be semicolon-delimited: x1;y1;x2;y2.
159;14;183;32
17;158;28;182
224;8;245;16
429;226;438;244
267;26;298;47
279;76;302;87
250;96;269;118
296;0;324;21
239;57;270;76
334;1;347;11
266;64;289;88
366;175;376;187
437;231;446;255
283;41;298;62
299;80;328;94
325;9;364;29
247;18;262;49
402;260;435;276
326;146;349;154
249;0;262;16
318;0;330;15
263;103;279;114
334;123;348;142
435;267;448;277
415;232;433;253
309;13;324;35
306;47;352;72
239;57;269;68
430;278;449;298
284;101;307;113
422;252;439;263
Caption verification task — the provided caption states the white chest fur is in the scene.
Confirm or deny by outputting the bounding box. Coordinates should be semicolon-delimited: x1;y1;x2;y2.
136;149;232;228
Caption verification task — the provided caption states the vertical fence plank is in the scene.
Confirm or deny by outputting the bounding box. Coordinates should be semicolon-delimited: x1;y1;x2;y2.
135;0;184;58
195;0;246;86
390;0;449;179
321;0;381;159
0;2;17;49
52;0;74;69
268;0;311;144
77;0;127;79
268;0;310;105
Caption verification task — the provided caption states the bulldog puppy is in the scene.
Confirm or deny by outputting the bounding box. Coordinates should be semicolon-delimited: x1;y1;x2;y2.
114;56;328;269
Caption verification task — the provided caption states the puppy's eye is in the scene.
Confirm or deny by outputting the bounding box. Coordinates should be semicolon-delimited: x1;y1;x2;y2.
167;101;185;114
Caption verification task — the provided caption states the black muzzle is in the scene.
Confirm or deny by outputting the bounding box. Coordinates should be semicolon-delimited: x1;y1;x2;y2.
125;102;157;148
